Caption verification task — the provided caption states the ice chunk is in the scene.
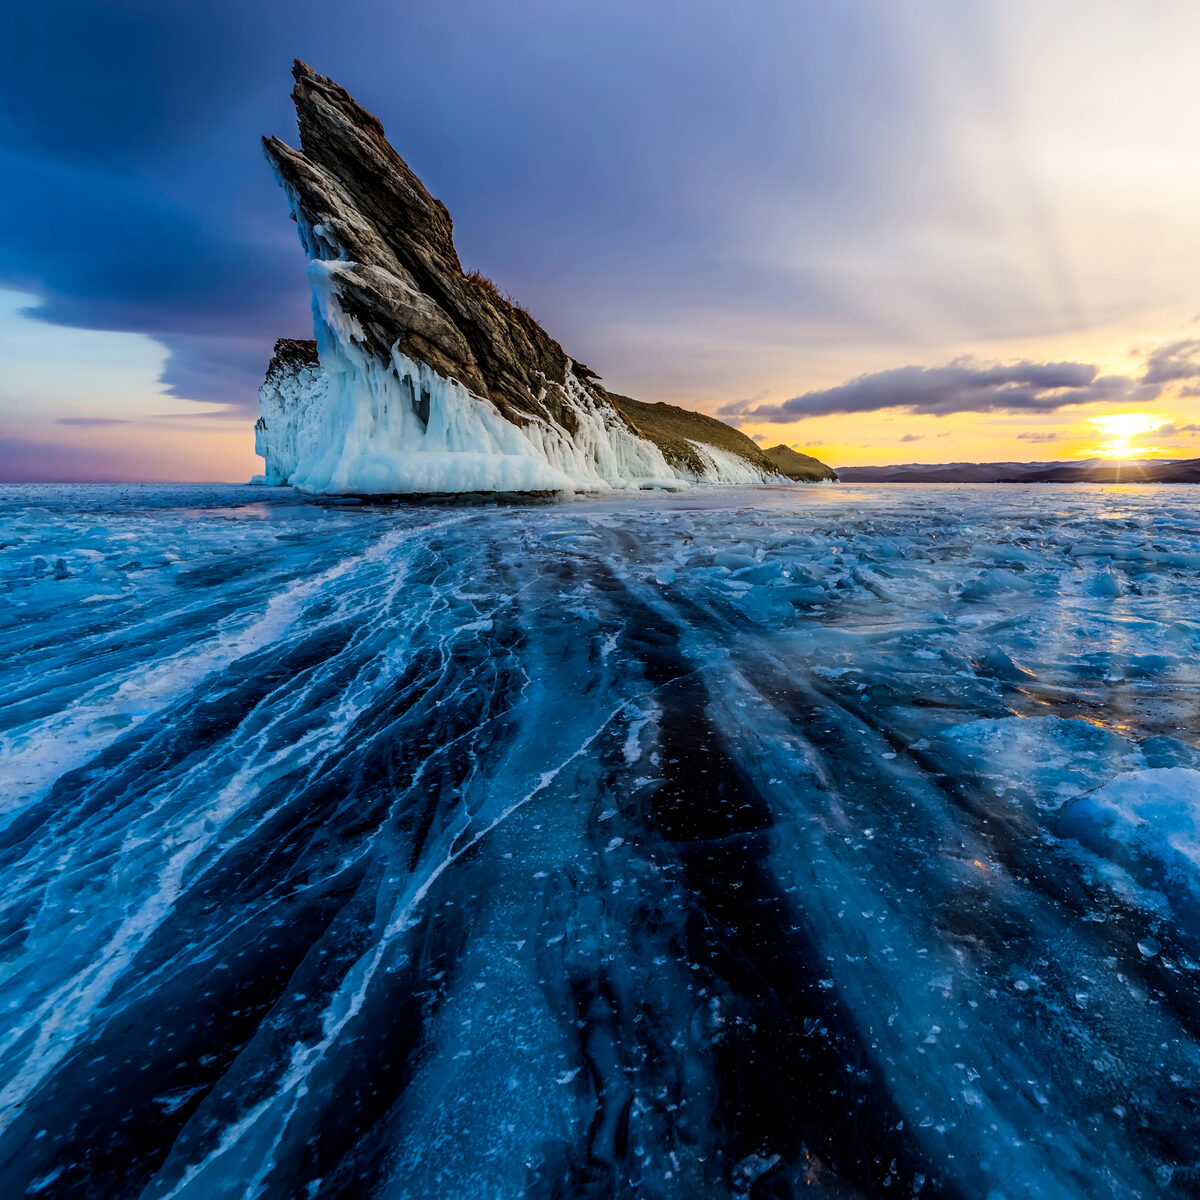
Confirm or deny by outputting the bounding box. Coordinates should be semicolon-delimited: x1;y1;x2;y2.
936;716;1145;811
1058;768;1200;926
977;646;1035;682
1085;568;1123;599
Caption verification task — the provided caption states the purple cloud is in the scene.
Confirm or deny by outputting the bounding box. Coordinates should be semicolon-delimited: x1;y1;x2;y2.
56;417;132;427
1139;339;1200;386
719;359;1151;424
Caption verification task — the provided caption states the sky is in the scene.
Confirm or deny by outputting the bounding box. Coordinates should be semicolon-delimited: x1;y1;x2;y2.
2;0;1200;480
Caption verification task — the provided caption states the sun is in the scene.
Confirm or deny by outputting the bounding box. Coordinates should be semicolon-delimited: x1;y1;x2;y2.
1087;412;1169;458
1089;413;1166;438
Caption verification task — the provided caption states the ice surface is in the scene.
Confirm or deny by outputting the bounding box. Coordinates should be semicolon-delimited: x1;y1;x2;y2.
1;481;1199;1198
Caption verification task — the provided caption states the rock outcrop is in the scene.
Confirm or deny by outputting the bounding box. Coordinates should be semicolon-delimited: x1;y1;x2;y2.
255;61;833;494
761;444;838;482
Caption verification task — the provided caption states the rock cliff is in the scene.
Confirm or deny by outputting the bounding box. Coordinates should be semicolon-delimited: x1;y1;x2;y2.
256;62;832;494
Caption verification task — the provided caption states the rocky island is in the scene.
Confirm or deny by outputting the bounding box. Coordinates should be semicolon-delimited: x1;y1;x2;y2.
255;62;834;494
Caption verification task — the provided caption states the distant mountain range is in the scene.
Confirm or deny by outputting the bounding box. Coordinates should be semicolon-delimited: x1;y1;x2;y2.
1002;458;1200;482
835;458;1200;483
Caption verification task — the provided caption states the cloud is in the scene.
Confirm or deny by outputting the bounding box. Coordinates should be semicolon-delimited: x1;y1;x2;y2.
719;359;1151;424
1139;339;1200;386
1128;422;1200;447
154;333;284;415
0;0;935;425
0;145;305;415
4;1;1199;451
1017;431;1061;442
899;432;924;442
56;417;131;426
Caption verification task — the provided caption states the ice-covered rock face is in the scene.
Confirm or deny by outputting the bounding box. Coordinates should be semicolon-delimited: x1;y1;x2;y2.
254;333;691;495
255;61;801;494
254;339;327;486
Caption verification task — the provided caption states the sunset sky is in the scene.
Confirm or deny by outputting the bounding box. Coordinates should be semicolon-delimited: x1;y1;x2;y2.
3;0;1200;480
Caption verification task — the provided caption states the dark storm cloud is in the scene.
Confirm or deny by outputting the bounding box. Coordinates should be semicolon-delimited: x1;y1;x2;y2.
0;0;943;414
155;334;296;415
16;0;1186;431
719;360;1150;423
0;0;315;407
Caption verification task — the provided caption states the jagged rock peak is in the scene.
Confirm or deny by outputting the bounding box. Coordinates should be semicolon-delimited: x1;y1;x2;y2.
262;61;572;427
255;63;833;494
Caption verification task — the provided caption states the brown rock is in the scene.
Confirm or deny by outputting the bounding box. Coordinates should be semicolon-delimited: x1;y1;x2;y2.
761;444;838;482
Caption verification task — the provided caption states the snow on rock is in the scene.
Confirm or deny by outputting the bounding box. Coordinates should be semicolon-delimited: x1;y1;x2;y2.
684;439;780;485
252;330;773;494
253;339;327;486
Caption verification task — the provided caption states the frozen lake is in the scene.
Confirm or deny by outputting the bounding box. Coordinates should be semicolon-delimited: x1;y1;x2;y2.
1;481;1198;1198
